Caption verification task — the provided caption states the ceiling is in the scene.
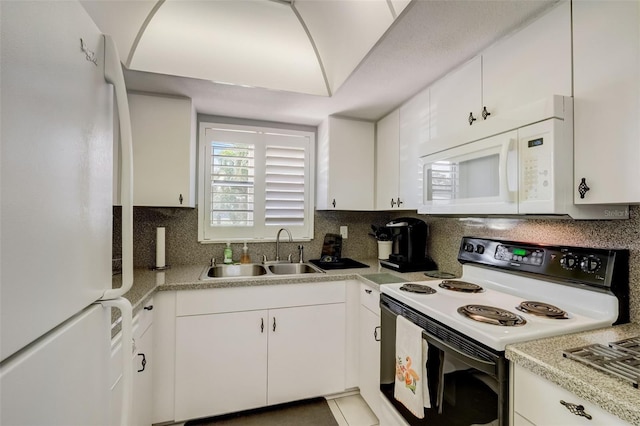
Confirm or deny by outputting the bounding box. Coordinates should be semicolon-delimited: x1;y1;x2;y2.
82;0;558;126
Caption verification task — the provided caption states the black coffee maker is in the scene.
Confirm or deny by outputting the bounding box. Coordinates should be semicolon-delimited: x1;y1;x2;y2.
379;217;437;272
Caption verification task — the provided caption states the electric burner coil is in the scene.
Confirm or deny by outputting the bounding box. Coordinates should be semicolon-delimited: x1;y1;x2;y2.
399;283;437;294
516;301;568;319
439;280;484;293
458;304;526;326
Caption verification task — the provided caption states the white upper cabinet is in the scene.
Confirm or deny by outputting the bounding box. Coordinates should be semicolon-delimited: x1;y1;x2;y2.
375;109;401;210
482;1;571;118
429;56;482;144
573;0;640;204
399;88;430;210
316;116;375;210
129;93;196;207
426;1;571;155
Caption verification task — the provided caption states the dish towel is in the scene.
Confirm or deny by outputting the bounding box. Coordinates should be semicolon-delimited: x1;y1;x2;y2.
394;316;431;419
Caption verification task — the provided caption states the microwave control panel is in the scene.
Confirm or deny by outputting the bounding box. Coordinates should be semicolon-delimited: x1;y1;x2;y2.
519;121;554;204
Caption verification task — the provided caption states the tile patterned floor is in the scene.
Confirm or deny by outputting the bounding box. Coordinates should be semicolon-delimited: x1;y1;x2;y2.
327;394;379;426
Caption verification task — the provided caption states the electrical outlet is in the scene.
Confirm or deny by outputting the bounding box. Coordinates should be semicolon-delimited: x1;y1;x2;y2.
340;226;348;239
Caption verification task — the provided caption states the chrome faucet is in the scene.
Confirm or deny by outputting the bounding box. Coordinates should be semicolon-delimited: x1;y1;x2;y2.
275;228;292;262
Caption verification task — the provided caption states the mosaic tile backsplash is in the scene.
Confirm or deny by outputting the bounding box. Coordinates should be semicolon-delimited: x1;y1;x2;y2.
115;205;639;321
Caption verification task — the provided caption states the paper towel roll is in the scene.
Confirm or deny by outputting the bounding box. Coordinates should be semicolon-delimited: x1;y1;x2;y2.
156;227;166;268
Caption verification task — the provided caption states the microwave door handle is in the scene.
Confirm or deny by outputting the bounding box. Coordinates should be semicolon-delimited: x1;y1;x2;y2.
499;137;516;203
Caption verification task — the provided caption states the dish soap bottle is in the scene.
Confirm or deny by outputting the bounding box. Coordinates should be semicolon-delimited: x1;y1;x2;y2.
240;242;251;264
223;242;233;264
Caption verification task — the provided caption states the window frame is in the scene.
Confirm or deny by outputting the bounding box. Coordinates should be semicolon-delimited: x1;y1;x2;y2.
198;121;315;243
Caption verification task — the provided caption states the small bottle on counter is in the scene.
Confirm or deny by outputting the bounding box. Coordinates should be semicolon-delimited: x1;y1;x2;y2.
240;242;251;264
223;242;233;264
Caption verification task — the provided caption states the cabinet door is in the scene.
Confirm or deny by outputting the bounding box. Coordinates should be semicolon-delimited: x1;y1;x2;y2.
358;305;381;418
133;324;153;426
483;1;571;117
429;56;482;144
573;0;640;204
513;365;629;426
129;93;196;207
376;109;400;210
267;303;346;405
174;310;268;421
317;117;375;210
399;88;429;209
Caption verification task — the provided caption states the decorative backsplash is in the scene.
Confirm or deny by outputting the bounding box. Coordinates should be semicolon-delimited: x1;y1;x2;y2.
115;205;639;321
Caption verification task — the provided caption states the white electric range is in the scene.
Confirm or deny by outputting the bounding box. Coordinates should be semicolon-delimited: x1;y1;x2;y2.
378;236;629;426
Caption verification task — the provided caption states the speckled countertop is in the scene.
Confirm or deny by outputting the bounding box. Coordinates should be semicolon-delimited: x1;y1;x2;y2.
116;259;435;319
506;323;640;425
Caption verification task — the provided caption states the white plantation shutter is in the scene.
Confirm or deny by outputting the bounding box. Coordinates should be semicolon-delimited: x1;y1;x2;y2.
210;141;255;227
200;124;314;242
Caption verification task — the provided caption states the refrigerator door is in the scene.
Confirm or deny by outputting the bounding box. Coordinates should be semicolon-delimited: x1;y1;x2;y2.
1;1;113;360
0;304;111;425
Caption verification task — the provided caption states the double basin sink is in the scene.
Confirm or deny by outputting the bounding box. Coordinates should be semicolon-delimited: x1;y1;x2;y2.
199;262;324;280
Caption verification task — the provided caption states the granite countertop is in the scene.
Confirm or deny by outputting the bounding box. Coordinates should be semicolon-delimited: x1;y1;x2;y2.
506;323;640;425
117;259;437;316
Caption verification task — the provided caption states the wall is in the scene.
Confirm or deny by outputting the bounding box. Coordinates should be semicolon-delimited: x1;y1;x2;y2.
121;207;389;268
117;205;640;321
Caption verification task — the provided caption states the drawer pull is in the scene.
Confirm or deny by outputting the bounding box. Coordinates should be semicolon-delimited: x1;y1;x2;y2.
560;400;593;420
137;353;147;372
365;289;372;294
374;326;381;342
143;305;153;311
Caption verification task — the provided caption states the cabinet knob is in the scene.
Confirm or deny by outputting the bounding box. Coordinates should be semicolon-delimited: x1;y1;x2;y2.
560;400;592;420
261;318;264;333
482;106;491;120
272;317;277;332
468;112;477;125
332;199;336;208
390;198;396;208
578;178;590;199
143;305;153;311
365;289;372;294
397;197;403;206
179;193;184;205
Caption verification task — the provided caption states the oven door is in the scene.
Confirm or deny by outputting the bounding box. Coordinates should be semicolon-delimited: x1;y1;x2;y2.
418;130;518;215
380;295;508;426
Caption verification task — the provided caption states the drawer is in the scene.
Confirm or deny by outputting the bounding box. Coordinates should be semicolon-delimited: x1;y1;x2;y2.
359;282;380;314
176;281;346;316
513;365;629;425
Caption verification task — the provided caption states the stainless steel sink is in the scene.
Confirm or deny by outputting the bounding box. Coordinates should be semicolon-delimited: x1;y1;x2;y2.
199;262;324;280
201;264;268;279
268;263;323;275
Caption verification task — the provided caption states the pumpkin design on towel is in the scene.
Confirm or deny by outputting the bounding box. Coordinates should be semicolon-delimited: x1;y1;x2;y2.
396;355;420;393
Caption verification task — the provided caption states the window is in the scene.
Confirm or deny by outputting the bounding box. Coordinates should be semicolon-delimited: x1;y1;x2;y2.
198;122;315;242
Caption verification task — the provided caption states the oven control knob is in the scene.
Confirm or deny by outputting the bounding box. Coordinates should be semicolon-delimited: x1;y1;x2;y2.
475;244;485;254
560;254;579;270
580;255;602;273
463;243;475;252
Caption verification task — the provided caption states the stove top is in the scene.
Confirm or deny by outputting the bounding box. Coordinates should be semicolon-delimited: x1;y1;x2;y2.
380;237;628;351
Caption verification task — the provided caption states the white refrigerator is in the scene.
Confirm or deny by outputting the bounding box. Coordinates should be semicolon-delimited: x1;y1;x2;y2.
1;1;134;424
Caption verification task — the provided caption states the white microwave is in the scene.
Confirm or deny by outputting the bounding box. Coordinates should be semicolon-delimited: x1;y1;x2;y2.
418;96;628;219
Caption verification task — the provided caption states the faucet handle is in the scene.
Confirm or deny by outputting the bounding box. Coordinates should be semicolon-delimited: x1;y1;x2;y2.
262;254;268;264
287;253;293;263
210;257;216;267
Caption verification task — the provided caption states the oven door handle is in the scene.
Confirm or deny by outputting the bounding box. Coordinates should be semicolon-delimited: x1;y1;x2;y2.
421;330;497;373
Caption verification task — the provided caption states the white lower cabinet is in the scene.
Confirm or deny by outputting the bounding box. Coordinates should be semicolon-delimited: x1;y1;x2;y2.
358;283;381;418
511;364;629;426
173;282;347;422
110;299;154;426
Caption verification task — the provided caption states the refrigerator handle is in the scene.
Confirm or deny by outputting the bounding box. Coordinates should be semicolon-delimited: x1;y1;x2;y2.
103;34;133;300
99;298;133;426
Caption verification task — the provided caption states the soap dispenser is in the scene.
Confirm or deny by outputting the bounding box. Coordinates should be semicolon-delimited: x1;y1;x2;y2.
223;242;233;264
240;242;251;264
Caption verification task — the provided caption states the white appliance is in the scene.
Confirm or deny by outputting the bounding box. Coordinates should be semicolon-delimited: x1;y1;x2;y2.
418;96;629;219
0;2;134;424
378;236;629;426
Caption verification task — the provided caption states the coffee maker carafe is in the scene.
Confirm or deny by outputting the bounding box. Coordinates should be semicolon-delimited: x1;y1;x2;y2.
379;217;437;272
